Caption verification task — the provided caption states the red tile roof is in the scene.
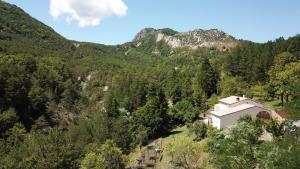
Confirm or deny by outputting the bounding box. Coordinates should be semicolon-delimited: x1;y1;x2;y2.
276;111;289;118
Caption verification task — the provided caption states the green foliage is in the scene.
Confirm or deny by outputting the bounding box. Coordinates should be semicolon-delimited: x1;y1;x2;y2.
135;34;157;54
196;58;219;97
268;52;299;106
257;129;300;169
270;52;297;72
85;111;110;144
192;78;208;110
1;1;300;168
169;99;197;124
250;84;270;101
219;75;249;97
287;35;300;59
163;136;211;169
265;119;286;138
68;120;93;150
208;118;299;169
1;128;77;169
284;81;300;120
158;28;178;36
165;69;183;103
7;123;26;146
226;36;300;83
0;1;74;57
0;107;18;135
104;93;120;118
81;140;125;169
238;115;264;136
207;94;218;108
189;120;208;141
99;140;125;169
132;95;169;137
111;116;133;153
130;125;149;148
0;54;80;132
80;152;105;169
156;40;171;57
207;121;261;169
0;1;63;41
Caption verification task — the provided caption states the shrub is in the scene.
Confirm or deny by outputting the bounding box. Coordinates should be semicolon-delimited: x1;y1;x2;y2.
189;120;208;141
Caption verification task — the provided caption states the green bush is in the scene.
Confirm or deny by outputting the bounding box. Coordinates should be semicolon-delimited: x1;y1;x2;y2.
189;120;208;141
169;99;197;124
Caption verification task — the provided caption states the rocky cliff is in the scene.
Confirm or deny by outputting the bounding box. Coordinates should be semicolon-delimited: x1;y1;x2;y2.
133;28;239;51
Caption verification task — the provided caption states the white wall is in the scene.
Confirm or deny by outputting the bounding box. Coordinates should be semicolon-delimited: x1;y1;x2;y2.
211;115;221;129
219;106;267;128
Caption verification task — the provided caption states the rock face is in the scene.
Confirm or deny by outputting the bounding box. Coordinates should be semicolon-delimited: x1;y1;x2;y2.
133;28;156;42
133;28;239;51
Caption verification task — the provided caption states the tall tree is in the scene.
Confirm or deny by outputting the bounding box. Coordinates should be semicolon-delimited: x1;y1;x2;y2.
81;140;125;169
219;75;249;97
192;77;207;110
268;52;298;105
104;93;120;118
132;95;169;137
168;99;197;124
196;58;219;97
284;81;300;120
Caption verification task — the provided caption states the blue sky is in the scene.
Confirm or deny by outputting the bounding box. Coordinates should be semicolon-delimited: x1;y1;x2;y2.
6;0;300;45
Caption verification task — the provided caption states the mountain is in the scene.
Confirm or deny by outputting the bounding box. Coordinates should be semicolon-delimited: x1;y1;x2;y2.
0;0;239;60
0;1;64;41
1;1;300;169
132;27;240;52
0;1;162;77
0;1;75;56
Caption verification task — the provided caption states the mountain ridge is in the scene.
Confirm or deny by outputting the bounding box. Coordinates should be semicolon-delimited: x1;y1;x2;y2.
0;0;238;53
132;27;240;51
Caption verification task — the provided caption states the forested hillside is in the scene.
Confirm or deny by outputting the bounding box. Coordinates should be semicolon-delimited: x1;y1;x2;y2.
0;1;299;168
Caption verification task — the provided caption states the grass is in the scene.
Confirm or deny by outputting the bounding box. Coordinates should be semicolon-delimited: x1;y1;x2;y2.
127;125;192;168
263;99;283;111
252;93;283;111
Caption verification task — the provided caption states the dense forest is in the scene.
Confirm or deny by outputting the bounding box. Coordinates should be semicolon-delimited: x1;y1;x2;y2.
0;1;299;169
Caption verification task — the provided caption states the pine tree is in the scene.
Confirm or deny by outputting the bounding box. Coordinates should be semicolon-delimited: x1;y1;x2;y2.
194;58;219;98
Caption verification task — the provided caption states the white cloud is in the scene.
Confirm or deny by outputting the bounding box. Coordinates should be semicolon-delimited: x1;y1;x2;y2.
49;0;128;27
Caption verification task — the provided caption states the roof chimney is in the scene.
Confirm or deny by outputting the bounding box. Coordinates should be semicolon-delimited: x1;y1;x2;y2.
236;97;240;102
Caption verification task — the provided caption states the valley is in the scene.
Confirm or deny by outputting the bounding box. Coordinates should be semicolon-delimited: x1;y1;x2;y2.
0;1;299;169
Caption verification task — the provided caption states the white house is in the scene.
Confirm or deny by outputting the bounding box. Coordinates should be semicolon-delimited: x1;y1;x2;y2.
207;96;269;129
